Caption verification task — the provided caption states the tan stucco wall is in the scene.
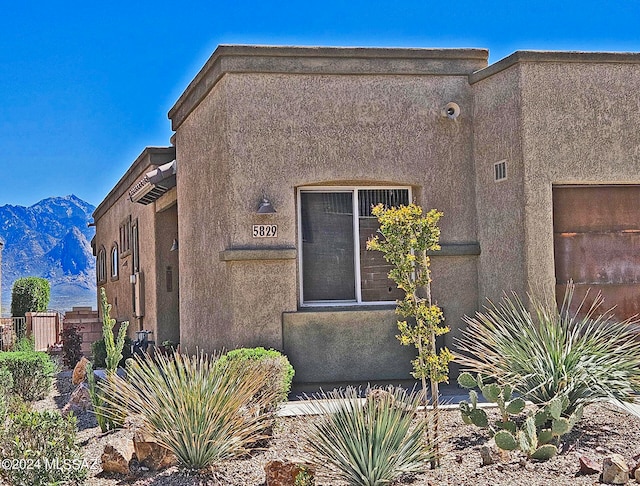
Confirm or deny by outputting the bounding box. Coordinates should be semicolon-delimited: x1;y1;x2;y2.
173;47;486;381
520;58;640;299
471;62;527;304
471;52;640;305
93;147;176;342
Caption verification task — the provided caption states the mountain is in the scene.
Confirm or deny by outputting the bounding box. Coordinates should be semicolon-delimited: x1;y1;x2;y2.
0;195;96;315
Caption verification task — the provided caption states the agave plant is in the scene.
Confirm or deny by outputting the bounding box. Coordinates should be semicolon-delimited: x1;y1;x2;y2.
302;386;431;486
102;350;278;471
456;284;640;414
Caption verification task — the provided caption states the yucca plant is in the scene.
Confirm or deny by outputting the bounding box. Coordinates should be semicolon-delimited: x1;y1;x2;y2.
302;386;431;486
102;350;278;471
456;284;640;414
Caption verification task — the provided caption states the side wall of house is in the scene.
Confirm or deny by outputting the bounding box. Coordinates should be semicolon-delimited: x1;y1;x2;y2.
93;148;175;343
174;48;487;383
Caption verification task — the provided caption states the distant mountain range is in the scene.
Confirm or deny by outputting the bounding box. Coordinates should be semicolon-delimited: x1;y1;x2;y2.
0;195;96;316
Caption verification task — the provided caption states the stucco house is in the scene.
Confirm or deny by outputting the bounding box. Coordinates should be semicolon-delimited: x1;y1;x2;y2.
93;45;640;385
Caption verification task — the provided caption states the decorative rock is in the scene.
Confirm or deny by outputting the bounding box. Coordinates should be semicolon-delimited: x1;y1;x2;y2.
479;445;495;466
264;460;315;486
133;430;177;471
602;454;630;484
101;438;135;475
578;455;601;475
61;383;92;416
72;356;90;385
635;467;640;483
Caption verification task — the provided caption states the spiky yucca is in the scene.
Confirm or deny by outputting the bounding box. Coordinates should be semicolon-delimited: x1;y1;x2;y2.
303;387;431;486
456;285;640;414
102;350;278;471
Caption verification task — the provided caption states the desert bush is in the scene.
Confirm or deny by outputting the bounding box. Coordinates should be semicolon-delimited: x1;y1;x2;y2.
60;324;83;368
102;350;278;471
0;351;57;401
11;336;34;353
216;347;294;411
10;277;50;318
456;285;640;414
302;386;431;486
91;336;133;368
0;368;13;423
0;410;86;486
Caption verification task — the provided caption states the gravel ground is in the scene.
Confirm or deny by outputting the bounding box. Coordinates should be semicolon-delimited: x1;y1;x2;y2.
27;373;640;485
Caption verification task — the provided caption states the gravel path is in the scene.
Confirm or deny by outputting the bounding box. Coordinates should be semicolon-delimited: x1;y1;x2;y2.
28;373;640;485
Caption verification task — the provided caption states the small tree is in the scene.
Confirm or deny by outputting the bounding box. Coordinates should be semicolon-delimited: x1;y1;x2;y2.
10;277;50;318
367;203;453;468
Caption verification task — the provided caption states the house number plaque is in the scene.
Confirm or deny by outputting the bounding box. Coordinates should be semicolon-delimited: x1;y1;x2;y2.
252;224;278;238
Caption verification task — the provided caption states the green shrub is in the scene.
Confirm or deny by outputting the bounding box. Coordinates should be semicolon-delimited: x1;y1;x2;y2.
302;386;431;486
10;277;50;318
456;285;640;415
0;352;58;401
91;336;133;369
0;410;86;486
101;351;278;471
0;368;13;423
12;336;35;353
216;347;294;410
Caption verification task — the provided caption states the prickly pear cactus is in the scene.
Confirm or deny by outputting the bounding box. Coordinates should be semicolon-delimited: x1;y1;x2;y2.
494;430;518;451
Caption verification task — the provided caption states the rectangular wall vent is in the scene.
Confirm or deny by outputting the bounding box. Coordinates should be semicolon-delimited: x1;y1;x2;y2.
494;160;507;182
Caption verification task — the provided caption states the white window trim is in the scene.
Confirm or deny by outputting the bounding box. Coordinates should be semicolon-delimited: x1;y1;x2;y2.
297;185;412;307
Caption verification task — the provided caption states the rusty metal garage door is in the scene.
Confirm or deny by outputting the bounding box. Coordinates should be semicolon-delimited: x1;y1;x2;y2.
553;185;640;321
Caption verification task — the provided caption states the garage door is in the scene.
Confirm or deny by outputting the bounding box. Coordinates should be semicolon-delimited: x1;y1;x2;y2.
553;185;640;322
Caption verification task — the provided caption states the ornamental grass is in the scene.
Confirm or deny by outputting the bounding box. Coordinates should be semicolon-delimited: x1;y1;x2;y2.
456;284;640;415
102;350;279;471
302;386;432;486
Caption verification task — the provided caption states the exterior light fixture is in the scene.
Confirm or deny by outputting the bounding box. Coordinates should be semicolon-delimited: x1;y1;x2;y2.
257;196;276;214
170;239;179;251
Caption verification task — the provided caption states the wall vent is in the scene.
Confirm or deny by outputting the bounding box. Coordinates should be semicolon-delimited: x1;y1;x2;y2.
494;160;507;182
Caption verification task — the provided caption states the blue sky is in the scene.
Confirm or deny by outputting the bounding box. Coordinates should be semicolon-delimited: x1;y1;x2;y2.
3;0;640;208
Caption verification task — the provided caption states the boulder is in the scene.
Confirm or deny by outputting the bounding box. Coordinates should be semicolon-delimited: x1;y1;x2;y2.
601;454;629;484
61;383;92;416
101;438;135;475
578;455;601;475
72;356;90;385
635;467;640;483
264;460;315;486
133;429;177;471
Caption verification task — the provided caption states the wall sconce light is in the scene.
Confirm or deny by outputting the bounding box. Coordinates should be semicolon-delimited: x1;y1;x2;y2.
170;238;179;252
257;196;276;214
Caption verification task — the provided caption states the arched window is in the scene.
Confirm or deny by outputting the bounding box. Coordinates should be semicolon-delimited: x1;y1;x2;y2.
111;243;119;280
97;246;107;284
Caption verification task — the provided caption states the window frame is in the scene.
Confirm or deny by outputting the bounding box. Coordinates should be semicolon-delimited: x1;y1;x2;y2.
110;243;119;280
297;185;412;307
97;246;107;284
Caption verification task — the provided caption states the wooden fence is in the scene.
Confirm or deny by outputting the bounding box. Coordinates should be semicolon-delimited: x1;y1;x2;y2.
0;313;61;352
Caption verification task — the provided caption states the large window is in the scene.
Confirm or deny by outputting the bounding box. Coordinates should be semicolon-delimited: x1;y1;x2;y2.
111;243;119;280
298;187;410;305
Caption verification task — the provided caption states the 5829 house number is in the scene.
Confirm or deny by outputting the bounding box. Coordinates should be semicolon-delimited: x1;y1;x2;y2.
252;224;278;238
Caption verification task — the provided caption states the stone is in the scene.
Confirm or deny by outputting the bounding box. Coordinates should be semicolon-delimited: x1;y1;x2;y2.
72;356;90;385
578;455;601;475
601;454;630;484
479;445;495;466
101;438;135;475
61;383;92;416
264;460;315;486
133;429;177;471
634;467;640;483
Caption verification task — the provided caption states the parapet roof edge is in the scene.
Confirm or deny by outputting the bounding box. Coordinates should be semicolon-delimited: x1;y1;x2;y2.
470;50;640;84
168;44;489;131
93;146;175;221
